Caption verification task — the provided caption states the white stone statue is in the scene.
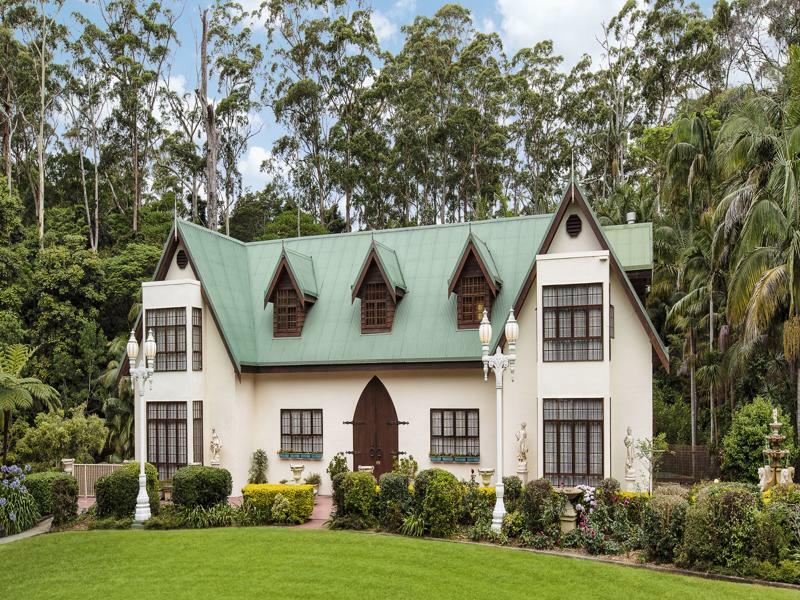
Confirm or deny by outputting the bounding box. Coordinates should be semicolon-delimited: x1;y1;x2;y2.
758;466;773;491
209;429;222;465
779;467;795;486
515;422;528;463
624;426;635;480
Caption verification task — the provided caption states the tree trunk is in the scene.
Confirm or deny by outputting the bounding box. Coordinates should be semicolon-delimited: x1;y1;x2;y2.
709;290;715;445
796;363;800;446
1;409;10;464
199;10;218;230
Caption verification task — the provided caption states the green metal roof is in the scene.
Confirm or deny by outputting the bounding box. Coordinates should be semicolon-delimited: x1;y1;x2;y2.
175;212;654;370
448;231;502;292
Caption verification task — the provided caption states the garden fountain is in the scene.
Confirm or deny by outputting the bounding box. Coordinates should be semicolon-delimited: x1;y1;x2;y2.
758;408;795;491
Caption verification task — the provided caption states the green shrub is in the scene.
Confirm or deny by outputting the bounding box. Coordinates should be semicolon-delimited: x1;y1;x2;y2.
521;478;563;535
641;493;688;562
172;466;232;508
241;483;314;524
596;478;620;506
392;455;418;479
331;472;347;512
377;472;411;531
144;505;181;530
270;494;291;524
677;482;760;571
414;468;462;537
327;453;349;485
460;481;493;525
248;449;269;484
751;500;799;564
340;471;377;519
722;397;796;483
25;471;72;515
178;503;238;528
89;516;132;530
95;462;159;519
581;526;622;555
52;475;78;526
502;476;523;512
0;465;40;536
502;510;525;538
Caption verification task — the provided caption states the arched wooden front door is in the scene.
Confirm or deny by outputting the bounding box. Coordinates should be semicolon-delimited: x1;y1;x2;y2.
352;377;398;478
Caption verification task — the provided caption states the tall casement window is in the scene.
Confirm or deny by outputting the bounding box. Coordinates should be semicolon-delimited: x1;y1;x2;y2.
146;308;187;371
543;283;603;361
363;282;388;330
192;308;202;371
543;398;603;486
192;401;203;464
275;286;300;336
147;402;188;480
280;409;323;453
430;409;480;457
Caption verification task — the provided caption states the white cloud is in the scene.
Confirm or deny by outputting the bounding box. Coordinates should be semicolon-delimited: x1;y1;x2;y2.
496;0;627;68
238;145;272;189
371;11;398;42
165;73;188;96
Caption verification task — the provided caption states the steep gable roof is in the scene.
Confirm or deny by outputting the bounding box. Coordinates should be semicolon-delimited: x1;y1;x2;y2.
447;231;502;297
146;190;659;371
351;240;407;303
504;183;669;370
264;247;318;307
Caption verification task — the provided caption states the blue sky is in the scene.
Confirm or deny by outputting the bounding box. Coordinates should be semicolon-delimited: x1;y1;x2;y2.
69;0;715;191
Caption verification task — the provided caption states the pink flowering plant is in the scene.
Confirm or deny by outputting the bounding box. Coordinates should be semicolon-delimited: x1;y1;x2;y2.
0;464;41;536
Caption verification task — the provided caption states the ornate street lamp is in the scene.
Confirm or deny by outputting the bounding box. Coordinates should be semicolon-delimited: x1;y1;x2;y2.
480;308;519;532
126;328;157;523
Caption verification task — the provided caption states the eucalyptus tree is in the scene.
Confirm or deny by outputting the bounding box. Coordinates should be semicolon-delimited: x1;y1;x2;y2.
75;0;178;233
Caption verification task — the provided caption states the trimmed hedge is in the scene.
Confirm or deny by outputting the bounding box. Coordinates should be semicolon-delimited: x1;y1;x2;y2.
241;484;314;524
26;471;74;516
414;468;462;537
341;472;377;518
377;473;411;531
521;478;562;535
52;476;78;526
172;466;232;508
95;462;159;519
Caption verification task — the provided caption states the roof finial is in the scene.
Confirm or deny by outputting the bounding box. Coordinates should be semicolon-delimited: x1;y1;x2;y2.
571;147;575;186
173;194;178;241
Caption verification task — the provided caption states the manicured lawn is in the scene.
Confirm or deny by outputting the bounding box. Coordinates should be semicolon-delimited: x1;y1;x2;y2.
0;528;795;599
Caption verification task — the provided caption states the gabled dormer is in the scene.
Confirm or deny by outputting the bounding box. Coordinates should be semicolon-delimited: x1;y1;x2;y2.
264;248;318;337
352;239;407;333
448;231;502;329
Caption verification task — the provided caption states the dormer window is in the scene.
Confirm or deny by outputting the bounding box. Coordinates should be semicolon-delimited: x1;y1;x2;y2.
275;285;300;335
264;248;318;338
352;239;407;334
448;231;501;329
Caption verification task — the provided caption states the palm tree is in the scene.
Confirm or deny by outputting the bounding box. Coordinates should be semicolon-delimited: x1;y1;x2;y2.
664;111;715;213
0;344;59;463
98;336;134;460
723;46;800;442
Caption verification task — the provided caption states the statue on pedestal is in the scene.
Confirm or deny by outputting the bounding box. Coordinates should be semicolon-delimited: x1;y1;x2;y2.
210;429;222;466
624;427;635;480
515;423;529;484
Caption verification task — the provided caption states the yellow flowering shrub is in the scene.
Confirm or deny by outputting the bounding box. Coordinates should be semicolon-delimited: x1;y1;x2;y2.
241;484;314;524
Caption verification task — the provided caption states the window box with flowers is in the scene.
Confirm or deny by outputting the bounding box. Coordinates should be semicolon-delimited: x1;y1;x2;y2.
429;453;480;464
278;450;323;460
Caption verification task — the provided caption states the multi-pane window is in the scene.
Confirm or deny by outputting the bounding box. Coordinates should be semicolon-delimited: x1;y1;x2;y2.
458;276;490;328
430;409;480;456
192;308;202;371
274;288;299;335
543;399;603;487
543;283;603;361
280;409;323;453
147;401;188;480
363;283;388;330
192;401;203;464
146;308;187;371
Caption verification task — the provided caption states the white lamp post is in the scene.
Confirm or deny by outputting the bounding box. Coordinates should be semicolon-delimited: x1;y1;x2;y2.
126;328;157;523
480;308;519;532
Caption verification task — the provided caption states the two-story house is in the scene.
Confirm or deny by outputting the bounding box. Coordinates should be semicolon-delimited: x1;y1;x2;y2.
125;185;668;495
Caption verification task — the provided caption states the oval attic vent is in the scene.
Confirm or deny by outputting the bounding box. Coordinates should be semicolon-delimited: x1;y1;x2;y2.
176;249;189;269
566;214;582;237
